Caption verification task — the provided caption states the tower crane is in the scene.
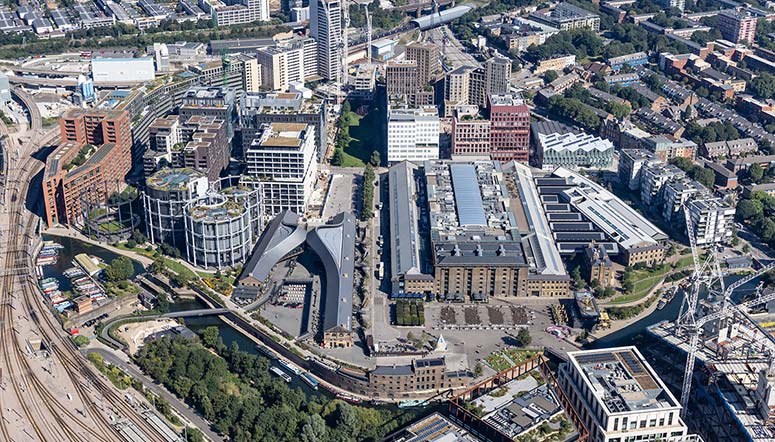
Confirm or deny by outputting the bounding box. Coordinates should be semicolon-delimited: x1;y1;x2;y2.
319;0;347;93
341;0;350;88
675;204;775;418
363;2;372;66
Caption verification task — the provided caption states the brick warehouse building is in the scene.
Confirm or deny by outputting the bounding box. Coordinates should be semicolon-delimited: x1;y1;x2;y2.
43;109;132;227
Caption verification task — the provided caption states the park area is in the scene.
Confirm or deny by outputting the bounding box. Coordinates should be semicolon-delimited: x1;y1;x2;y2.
333;101;384;167
485;349;541;373
607;254;695;305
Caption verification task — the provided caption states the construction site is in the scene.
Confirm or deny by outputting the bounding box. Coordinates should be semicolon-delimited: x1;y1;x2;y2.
646;206;775;442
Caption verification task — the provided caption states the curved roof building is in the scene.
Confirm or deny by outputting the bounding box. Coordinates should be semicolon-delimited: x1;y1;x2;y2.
307;212;356;345
239;210;307;286
411;5;473;31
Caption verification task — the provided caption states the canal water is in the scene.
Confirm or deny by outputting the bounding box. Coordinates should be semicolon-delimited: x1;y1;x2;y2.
171;297;330;398
40;234;144;293
591;273;763;348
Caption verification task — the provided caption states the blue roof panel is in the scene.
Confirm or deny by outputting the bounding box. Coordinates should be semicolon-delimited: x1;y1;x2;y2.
450;163;487;227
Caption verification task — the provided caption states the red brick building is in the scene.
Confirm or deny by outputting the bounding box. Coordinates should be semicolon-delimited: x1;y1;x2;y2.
488;94;531;163
451;115;491;158
43;109;132;227
718;10;757;44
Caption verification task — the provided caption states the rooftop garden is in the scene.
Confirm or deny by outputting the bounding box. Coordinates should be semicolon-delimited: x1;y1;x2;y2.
64;143;95;172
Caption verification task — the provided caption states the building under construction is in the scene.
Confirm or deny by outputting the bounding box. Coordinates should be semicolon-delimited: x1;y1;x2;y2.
649;291;775;441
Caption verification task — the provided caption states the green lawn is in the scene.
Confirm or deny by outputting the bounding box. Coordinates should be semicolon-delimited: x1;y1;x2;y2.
162;258;197;280
115;243;155;256
673;255;696;269
485;349;539;372
610;266;670;305
340;149;365;167
344;109;383;165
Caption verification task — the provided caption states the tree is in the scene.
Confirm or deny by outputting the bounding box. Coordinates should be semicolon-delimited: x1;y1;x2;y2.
750;164;765;183
369;150;381;167
186;428;205;442
160;242;181;258
571;266;584;289
202;326;219;348
750;73;775;100
105;256;134;282
342;100;352;114
693;168;716;188
171;272;190;288
515;328;532;347
71;335;89;347
737;199;763;220
474;362;483;377
132;229;148;244
150;256;167;275
543;70;559;83
156;294;170;313
331;148;344;166
606;101;631;119
300;414;327;442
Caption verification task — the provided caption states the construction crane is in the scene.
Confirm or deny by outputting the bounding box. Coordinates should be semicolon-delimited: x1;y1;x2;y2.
319;0;348;96
221;50;231;88
341;0;350;88
363;2;372;66
676;204;775;418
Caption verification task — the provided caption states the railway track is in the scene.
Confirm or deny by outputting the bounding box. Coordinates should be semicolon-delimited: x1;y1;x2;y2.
0;131;49;441
0;123;172;442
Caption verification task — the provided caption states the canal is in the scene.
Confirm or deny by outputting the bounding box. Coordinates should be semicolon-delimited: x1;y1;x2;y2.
170;297;331;398
41;234;144;293
591;273;762;348
45;235;767;407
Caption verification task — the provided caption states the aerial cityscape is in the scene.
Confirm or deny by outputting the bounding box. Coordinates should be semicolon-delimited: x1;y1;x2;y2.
4;0;775;440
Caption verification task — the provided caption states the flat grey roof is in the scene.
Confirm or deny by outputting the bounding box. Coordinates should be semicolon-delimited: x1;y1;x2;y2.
567;347;680;415
450;163;487;227
388;162;424;277
530;120;578;137
512;163;566;276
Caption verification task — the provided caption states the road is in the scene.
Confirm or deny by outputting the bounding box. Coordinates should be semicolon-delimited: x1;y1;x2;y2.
89;348;224;442
426;25;480;70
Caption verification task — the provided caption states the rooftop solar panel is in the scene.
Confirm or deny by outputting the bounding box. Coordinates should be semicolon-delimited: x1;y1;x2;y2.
544;203;571;212
555;232;607;241
541;194;559;203
575;352;615;365
546;213;582;221
535;177;568;186
618;351;646;374
551;222;595;231
535;186;569;195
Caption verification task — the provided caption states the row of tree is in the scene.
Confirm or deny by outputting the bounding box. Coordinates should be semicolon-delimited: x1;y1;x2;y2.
737;191;775;246
361;164;376;220
565;84;632;119
0;22;290;59
545;95;601;132
683;121;740;146
136;332;413;442
669;157;716;189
